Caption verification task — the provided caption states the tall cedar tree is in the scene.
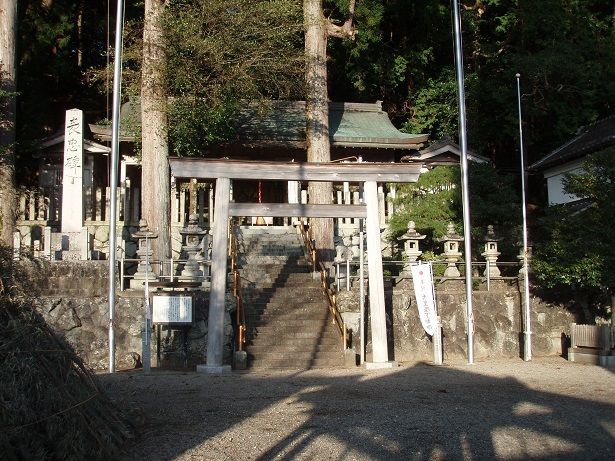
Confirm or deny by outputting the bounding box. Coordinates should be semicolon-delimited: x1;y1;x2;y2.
304;0;355;261
141;0;171;261
0;0;17;245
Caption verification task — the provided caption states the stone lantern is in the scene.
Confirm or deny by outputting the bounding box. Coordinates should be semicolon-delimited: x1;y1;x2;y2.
517;242;533;277
481;225;502;277
438;223;463;277
398;221;426;276
130;219;158;289
178;213;208;282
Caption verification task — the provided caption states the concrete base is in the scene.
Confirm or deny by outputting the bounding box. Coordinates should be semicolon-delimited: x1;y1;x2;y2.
599;355;615;368
233;351;248;370
363;361;398;370
196;364;232;374
344;349;357;368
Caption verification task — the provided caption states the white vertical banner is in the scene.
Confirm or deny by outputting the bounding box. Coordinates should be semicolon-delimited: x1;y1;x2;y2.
411;262;438;336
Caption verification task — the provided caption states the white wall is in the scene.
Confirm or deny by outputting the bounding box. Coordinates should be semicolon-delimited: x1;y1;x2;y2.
544;159;584;205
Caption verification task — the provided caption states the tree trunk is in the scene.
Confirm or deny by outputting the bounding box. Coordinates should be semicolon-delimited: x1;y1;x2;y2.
141;0;171;261
304;0;334;262
0;0;17;247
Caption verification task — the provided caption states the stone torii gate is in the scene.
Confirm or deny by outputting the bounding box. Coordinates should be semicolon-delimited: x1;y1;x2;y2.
168;158;421;372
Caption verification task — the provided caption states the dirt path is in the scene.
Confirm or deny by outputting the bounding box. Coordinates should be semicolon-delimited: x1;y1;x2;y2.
100;358;614;460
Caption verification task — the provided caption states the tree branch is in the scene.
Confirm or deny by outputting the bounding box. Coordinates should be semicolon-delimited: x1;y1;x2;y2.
326;0;356;40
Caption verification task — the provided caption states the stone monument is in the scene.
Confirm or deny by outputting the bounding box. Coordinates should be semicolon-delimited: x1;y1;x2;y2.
61;109;84;233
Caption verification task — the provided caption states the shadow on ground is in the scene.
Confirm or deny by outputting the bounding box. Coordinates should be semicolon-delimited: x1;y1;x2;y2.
101;360;614;460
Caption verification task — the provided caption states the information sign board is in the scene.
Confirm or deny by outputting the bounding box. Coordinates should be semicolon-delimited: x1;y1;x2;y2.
152;295;193;325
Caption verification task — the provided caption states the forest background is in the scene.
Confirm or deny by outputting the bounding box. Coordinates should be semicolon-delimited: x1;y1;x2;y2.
9;1;615;169
2;0;615;317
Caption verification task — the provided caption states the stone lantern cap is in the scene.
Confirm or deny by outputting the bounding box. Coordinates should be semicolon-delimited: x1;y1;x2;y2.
131;219;158;239
437;223;463;242
397;221;426;242
483;225;502;242
179;213;208;236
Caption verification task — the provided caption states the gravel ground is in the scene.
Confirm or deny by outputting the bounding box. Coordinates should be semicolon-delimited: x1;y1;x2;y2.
99;357;614;460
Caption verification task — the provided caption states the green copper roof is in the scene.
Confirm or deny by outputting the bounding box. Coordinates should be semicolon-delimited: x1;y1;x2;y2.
234;101;427;149
90;99;428;150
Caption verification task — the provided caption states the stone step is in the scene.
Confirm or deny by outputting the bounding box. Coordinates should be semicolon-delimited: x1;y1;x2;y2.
247;340;341;352
239;265;313;274
238;241;305;249
236;226;298;236
245;306;327;317
243;288;324;299
248;327;340;339
237;227;343;370
238;256;309;266
248;356;344;369
248;327;342;342
247;350;342;360
246;289;322;298
248;320;339;339
238;250;303;256
240;275;318;286
247;336;341;349
246;311;331;322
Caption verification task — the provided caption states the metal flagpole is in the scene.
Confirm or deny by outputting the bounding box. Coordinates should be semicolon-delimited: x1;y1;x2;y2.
108;0;125;373
143;235;151;373
452;0;475;364
516;73;532;361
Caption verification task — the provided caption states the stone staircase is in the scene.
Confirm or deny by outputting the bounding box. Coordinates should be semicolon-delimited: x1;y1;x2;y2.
236;227;344;369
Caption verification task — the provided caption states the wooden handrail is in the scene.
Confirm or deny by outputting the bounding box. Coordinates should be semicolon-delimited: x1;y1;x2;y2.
229;222;246;352
298;224;349;349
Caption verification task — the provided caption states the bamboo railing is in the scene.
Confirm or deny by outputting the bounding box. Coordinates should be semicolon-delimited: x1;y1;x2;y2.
229;222;246;352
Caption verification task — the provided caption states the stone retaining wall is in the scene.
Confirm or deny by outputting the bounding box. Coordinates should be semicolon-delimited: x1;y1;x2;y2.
19;260;575;368
337;279;575;362
17;260;232;370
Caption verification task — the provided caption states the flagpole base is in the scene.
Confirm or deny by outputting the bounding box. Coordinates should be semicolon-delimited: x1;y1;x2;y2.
363;361;398;370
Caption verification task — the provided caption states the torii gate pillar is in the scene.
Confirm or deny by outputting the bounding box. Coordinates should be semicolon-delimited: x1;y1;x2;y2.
197;177;232;373
364;181;396;368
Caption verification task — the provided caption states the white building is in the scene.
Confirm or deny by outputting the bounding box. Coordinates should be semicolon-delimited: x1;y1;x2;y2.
530;116;615;205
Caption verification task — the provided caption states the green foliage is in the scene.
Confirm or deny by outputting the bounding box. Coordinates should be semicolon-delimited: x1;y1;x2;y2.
403;69;473;142
0;68;17;141
390;166;460;242
389;164;520;257
327;0;615;170
534;149;615;299
167;99;237;157
161;0;304;155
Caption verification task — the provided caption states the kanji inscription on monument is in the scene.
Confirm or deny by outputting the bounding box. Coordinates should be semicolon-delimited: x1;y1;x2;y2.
61;108;84;232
